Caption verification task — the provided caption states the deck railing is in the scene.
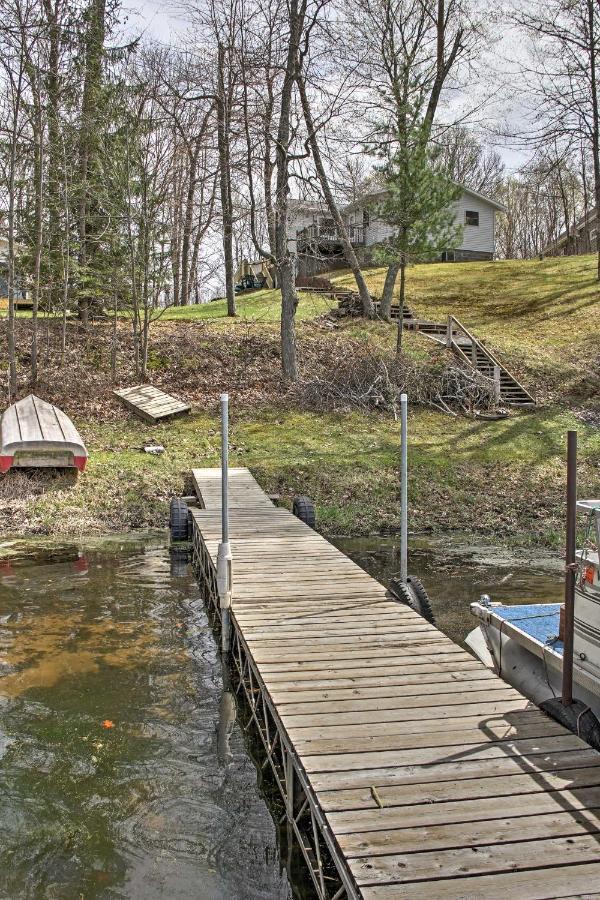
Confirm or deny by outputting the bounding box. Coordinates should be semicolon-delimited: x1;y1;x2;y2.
296;223;365;246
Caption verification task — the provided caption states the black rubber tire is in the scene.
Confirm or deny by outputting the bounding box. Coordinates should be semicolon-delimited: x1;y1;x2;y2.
292;495;316;529
389;575;436;625
170;498;190;542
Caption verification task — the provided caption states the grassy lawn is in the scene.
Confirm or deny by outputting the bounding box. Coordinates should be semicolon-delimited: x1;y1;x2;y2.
5;403;597;548
1;255;599;547
331;255;600;394
161;288;333;323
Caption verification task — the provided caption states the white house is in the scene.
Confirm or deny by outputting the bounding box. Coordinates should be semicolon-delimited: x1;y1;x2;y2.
288;185;506;277
0;236;29;304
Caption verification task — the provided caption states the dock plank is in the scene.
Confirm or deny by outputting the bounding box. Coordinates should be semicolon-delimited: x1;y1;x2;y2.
189;467;600;899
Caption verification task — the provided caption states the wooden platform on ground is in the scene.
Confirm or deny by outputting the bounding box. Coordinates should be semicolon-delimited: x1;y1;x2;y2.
113;384;190;424
190;467;600;899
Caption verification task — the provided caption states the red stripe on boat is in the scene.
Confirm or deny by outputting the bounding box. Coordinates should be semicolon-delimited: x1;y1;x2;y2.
73;455;87;472
0;456;13;473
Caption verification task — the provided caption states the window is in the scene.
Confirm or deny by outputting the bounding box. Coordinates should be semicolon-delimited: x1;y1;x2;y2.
362;209;370;227
465;210;479;226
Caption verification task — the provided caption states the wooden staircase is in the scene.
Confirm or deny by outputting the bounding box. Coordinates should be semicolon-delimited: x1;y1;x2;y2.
298;281;535;408
408;315;536;407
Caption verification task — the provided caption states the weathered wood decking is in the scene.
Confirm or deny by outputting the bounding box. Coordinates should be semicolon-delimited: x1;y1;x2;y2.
114;384;190;424
190;467;600;899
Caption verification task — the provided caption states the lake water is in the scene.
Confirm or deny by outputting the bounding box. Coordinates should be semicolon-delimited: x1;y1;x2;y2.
0;536;293;900
0;532;565;898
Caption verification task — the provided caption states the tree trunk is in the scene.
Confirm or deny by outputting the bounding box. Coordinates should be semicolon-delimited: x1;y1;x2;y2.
380;263;400;320
273;0;306;380
180;142;200;305
77;0;106;322
296;72;374;317
42;0;62;309
279;256;298;380
31;90;44;386
217;43;236;317
6;64;23;400
396;262;406;355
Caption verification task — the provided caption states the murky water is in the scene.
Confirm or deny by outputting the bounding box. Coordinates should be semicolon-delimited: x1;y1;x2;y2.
335;534;565;645
0;530;566;899
0;536;292;900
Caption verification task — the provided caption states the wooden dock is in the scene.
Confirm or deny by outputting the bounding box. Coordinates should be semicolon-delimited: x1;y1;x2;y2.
114;384;190;424
190;467;600;899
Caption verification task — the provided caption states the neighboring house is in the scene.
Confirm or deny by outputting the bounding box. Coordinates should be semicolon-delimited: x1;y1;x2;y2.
288;185;506;278
0;236;30;304
234;258;277;292
545;207;598;257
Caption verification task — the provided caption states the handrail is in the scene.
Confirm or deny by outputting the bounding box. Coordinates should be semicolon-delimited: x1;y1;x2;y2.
447;314;535;403
296;224;365;245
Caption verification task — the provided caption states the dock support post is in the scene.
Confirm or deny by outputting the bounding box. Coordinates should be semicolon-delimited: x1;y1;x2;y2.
562;429;577;706
217;392;232;655
400;393;408;584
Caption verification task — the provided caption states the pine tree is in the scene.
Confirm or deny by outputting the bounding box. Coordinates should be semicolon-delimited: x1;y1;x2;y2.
374;136;462;352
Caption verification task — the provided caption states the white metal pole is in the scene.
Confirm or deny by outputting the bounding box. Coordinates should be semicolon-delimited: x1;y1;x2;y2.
400;393;408;583
221;393;229;542
217;393;232;654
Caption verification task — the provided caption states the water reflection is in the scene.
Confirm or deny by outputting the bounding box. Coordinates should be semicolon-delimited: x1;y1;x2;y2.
0;539;292;900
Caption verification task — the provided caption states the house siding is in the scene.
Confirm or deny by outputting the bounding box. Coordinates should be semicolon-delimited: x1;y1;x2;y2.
288;188;501;266
452;193;496;255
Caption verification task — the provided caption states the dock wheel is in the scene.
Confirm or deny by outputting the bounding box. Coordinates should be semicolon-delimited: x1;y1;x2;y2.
389;576;436;625
292;495;316;529
170;498;190;542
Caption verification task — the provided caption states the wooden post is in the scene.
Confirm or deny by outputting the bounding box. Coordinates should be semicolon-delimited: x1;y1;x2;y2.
562;430;577;706
446;315;453;348
493;365;501;403
217;393;232;654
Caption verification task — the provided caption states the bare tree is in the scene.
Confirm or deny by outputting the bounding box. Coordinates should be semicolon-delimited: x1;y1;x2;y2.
348;0;482;320
516;0;600;278
0;0;37;398
436;125;504;195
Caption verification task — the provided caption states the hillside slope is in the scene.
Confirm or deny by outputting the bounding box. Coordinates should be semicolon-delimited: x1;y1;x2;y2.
0;256;598;547
331;254;599;403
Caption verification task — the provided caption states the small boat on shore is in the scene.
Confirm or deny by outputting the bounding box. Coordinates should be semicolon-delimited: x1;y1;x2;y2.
0;394;87;473
468;499;600;727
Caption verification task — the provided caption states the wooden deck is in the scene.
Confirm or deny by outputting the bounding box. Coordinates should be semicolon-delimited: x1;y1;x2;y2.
114;384;190;424
190;467;600;899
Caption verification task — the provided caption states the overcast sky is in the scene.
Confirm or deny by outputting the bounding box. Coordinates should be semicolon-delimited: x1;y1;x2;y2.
125;0;533;174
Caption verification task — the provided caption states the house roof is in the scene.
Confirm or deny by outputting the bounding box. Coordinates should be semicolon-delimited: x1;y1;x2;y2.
549;206;598;249
343;183;506;213
290;182;507;216
288;199;326;213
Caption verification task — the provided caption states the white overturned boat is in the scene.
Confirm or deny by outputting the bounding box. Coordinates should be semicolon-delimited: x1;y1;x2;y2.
468;499;600;723
0;394;87;473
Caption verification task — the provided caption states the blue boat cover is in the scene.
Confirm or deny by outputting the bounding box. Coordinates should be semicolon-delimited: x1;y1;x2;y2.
489;603;563;655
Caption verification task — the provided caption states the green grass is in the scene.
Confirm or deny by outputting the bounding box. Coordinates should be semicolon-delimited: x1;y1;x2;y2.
11;403;598;547
161;288;333;323
2;254;599;546
331;255;600;391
